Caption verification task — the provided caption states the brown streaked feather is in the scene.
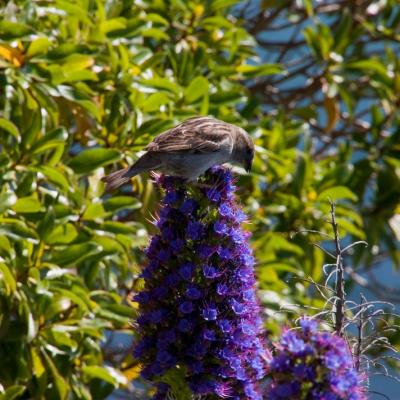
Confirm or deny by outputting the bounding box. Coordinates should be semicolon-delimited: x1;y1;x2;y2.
145;116;234;154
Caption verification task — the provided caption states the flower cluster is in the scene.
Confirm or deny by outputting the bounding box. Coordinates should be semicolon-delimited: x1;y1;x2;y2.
133;167;269;399
267;318;366;400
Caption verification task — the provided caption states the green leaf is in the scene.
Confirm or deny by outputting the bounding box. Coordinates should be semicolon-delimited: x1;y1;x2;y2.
23;303;37;342
47;223;78;245
0;21;33;39
0;263;17;295
141;92;170;112
347;59;389;78
54;0;92;25
103;196;141;213
317;186;358;202
42;349;68;400
0;385;26;400
45;329;78;351
31;166;69;191
142;28;169;41
158;367;192;400
100;221;139;234
69;148;121;174
236;63;284;77
0;192;17;213
141;78;180;95
12;196;42;213
0;118;20;140
52;288;90;312
0;219;39;241
335;217;366;239
30;127;68;155
82;203;106;221
100;18;127;34
50;242;101;266
26;37;51;58
38;207;56;240
145;13;169;26
210;0;241;11
184;76;208;103
82;366;119;386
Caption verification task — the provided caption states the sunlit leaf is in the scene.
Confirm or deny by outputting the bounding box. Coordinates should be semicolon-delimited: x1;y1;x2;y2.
69;148;121;174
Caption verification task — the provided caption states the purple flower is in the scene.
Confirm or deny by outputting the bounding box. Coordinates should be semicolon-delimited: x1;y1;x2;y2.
202;304;218;321
203;328;216;341
178;319;193;333
187;221;203;240
163;190;180;205
179;301;194;314
185;285;202;300
133;167;267;398
219;203;234;218
202;264;219;279
230;299;247;315
217;283;229;296
207;187;221;202
149;310;164;324
179;262;195;280
281;331;306;353
171;238;184;253
300;317;318;334
197;244;215;260
157;248;171;262
214;220;228;235
218;319;232;333
165;273;180;287
180;198;197;215
267;318;366;399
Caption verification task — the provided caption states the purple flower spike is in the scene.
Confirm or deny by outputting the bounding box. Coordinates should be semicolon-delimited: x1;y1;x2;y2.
202;304;218;321
180;198;197;215
179;301;194;314
214;220;228;235
267;318;367;399
202;264;219;279
187;221;203;240
133;166;267;399
185;285;202;300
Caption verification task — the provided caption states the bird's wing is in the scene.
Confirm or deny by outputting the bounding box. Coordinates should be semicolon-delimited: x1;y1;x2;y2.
145;117;234;154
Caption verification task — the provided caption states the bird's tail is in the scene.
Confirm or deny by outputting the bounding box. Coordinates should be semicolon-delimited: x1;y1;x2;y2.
101;167;133;192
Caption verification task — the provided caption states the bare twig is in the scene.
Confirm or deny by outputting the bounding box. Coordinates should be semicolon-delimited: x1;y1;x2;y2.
330;201;345;336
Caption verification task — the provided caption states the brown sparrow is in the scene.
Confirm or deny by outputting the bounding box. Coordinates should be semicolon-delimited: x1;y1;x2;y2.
102;116;254;191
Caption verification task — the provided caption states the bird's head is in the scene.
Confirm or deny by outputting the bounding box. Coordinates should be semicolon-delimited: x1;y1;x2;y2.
232;127;255;173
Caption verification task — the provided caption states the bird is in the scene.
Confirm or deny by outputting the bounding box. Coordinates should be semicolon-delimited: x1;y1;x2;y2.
101;116;254;191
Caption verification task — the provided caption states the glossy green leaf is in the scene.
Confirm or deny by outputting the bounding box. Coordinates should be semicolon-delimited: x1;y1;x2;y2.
0;192;17;213
30;127;68;155
0;118;20;140
26;37;52;58
50;242;101;266
184;76;208;103
210;0;241;11
12;196;42;213
69;148;121;174
0;263;17;294
141;92;170;112
82;366;118;386
103;196;141;213
0;21;33;39
317;186;358;202
0;385;26;400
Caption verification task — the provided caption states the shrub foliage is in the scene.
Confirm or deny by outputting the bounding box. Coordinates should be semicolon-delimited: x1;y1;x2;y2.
0;0;399;398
